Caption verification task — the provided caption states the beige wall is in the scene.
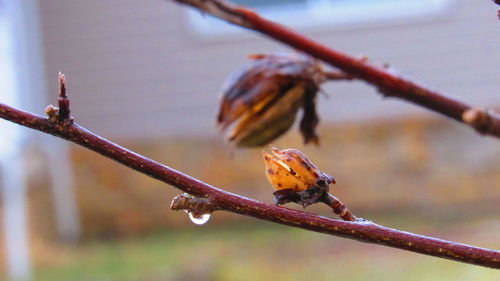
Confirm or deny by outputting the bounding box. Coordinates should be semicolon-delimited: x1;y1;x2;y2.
39;0;500;140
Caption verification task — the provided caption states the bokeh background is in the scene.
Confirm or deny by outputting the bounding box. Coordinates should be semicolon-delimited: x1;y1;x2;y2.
0;0;499;280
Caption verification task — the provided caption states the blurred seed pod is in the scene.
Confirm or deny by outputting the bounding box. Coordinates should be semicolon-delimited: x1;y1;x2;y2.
217;53;325;147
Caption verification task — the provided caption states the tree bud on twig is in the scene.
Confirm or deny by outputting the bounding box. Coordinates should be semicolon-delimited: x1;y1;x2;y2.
217;53;325;147
262;147;355;221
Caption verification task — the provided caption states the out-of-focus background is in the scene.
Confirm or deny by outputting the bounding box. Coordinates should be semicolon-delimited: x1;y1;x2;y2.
0;0;499;280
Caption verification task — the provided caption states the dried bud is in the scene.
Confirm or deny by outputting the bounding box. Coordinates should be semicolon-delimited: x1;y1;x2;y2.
217;53;324;147
263;147;335;207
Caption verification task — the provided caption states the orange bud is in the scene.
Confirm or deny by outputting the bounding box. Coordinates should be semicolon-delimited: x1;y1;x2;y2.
263;147;335;192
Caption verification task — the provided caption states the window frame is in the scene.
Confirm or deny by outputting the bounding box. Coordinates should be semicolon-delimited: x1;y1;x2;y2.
185;0;452;37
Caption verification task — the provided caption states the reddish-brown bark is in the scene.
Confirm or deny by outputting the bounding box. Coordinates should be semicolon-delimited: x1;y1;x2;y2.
0;102;498;268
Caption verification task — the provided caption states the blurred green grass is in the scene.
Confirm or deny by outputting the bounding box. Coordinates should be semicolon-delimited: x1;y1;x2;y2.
33;216;499;281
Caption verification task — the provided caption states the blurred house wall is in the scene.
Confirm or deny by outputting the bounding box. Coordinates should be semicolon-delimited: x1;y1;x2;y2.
38;0;499;140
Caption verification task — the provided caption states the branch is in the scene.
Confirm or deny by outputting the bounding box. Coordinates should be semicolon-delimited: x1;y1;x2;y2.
173;0;500;138
494;0;500;19
323;70;354;81
322;193;356;222
0;85;498;268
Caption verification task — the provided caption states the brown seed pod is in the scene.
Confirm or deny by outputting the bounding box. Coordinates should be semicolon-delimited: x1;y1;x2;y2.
263;147;335;207
217;53;324;147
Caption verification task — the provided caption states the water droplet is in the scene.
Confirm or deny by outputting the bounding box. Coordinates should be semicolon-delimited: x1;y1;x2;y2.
188;212;210;225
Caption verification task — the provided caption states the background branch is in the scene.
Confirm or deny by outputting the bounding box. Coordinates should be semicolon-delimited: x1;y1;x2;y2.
0;99;498;268
173;0;500;138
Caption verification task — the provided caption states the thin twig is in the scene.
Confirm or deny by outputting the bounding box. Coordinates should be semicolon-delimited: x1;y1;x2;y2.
171;193;222;217
0;99;498;267
323;70;354;81
57;72;71;122
173;0;500;138
322;194;356;222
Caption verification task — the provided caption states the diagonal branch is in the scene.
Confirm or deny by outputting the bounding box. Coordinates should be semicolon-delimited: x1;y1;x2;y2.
0;100;498;268
493;0;500;19
173;0;500;138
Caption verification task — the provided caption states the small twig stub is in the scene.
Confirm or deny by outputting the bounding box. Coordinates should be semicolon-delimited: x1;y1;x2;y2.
45;72;74;126
462;108;498;135
171;193;221;217
57;72;72;123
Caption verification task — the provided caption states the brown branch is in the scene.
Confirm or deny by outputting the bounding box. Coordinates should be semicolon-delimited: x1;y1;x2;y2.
323;70;354;81
173;0;500;138
0;97;498;267
322;194;356;222
493;0;500;19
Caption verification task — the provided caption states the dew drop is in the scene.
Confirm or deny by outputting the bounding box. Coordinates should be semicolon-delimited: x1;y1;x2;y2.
188;212;211;225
